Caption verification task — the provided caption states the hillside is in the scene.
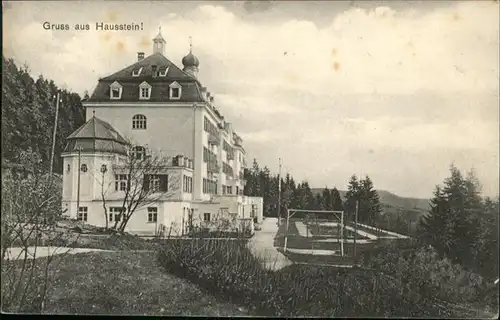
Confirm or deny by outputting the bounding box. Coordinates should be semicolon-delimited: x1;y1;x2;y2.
311;188;430;213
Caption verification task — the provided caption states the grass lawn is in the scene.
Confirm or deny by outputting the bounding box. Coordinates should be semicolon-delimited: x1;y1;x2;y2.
2;250;250;316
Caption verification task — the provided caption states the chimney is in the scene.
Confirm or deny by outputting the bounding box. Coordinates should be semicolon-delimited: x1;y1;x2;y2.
137;52;145;61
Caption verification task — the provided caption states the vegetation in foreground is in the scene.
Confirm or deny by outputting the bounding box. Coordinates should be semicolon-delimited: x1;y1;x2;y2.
157;237;497;318
1;251;249;315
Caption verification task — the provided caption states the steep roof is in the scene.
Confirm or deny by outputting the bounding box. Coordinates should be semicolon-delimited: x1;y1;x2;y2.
64;116;128;155
87;53;205;103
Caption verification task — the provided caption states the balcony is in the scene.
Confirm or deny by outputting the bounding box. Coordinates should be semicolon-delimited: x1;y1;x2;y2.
227;151;235;161
208;132;221;146
207;161;220;173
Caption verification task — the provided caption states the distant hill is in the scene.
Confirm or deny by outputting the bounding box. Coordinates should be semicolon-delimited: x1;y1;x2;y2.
311;188;430;217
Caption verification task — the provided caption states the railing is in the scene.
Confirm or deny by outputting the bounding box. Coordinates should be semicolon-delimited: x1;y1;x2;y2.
207;161;220;173
208;132;220;145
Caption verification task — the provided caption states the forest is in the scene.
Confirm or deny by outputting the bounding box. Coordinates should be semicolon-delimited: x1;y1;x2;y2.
2;56;86;173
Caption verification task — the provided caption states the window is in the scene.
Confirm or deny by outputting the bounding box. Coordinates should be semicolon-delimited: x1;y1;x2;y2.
223;162;233;177
236;186;239;195
171;88;180;98
143;174;168;192
141;88;150;99
203;147;216;163
80;164;88;173
110;81;123;100
131;146;146;160
139;81;152;100
111;88;121;98
149;174;161;192
132;67;143;77
148;207;158;223
115;174;129;191
226;186;232;195
203;212;211;222
109;207;123;222
67;164;70;173
78;207;88;222
183;175;193;193
169;81;182;99
159;67;169;77
132;114;147;129
203;178;217;194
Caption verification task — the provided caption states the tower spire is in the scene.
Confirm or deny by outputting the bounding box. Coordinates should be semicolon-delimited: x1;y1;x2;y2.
152;25;166;55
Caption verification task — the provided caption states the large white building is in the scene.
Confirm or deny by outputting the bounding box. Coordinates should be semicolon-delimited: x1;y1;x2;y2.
61;30;263;236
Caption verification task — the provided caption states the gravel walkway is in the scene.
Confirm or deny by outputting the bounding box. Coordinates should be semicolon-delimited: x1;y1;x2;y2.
4;246;113;261
247;218;292;271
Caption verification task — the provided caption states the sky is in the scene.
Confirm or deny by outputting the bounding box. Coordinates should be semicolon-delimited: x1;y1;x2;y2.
3;1;499;198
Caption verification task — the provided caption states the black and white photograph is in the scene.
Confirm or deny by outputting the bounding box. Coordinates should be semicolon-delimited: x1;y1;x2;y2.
1;0;499;317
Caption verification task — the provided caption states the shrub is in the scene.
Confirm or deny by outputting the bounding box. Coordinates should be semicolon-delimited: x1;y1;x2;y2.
157;238;461;317
360;241;494;308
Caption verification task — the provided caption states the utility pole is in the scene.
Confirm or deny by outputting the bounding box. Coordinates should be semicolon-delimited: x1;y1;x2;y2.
353;200;359;260
76;147;82;219
277;157;282;225
340;210;344;257
49;91;61;176
284;209;289;252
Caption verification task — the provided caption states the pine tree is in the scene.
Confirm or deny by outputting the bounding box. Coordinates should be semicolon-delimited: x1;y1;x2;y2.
359;176;382;224
419;185;455;256
418;164;496;272
302;181;315;210
331;187;343;211
314;193;323;210
344;174;360;219
321;187;332;210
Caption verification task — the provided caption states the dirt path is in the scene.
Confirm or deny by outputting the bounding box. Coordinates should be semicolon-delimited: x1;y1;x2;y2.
247;218;292;271
4;246;113;260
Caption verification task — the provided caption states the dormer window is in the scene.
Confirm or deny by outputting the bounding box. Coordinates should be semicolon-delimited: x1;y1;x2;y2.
132;67;143;77
139;81;152;100
159;67;169;77
110;81;122;100
169;81;182;100
152;65;158;78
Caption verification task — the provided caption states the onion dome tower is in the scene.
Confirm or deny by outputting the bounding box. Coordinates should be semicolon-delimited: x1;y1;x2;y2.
182;36;199;78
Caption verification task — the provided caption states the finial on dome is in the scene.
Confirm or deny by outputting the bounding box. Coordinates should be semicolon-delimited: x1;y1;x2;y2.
189;36;193;52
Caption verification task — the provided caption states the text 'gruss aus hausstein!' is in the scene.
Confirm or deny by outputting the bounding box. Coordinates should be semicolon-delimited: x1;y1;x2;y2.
42;22;144;31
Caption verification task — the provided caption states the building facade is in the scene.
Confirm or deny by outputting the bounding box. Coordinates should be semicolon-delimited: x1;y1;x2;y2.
61;30;263;236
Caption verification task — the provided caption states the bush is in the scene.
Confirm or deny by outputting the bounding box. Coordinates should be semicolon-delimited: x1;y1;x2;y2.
359;241;495;308
157;238;462;317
